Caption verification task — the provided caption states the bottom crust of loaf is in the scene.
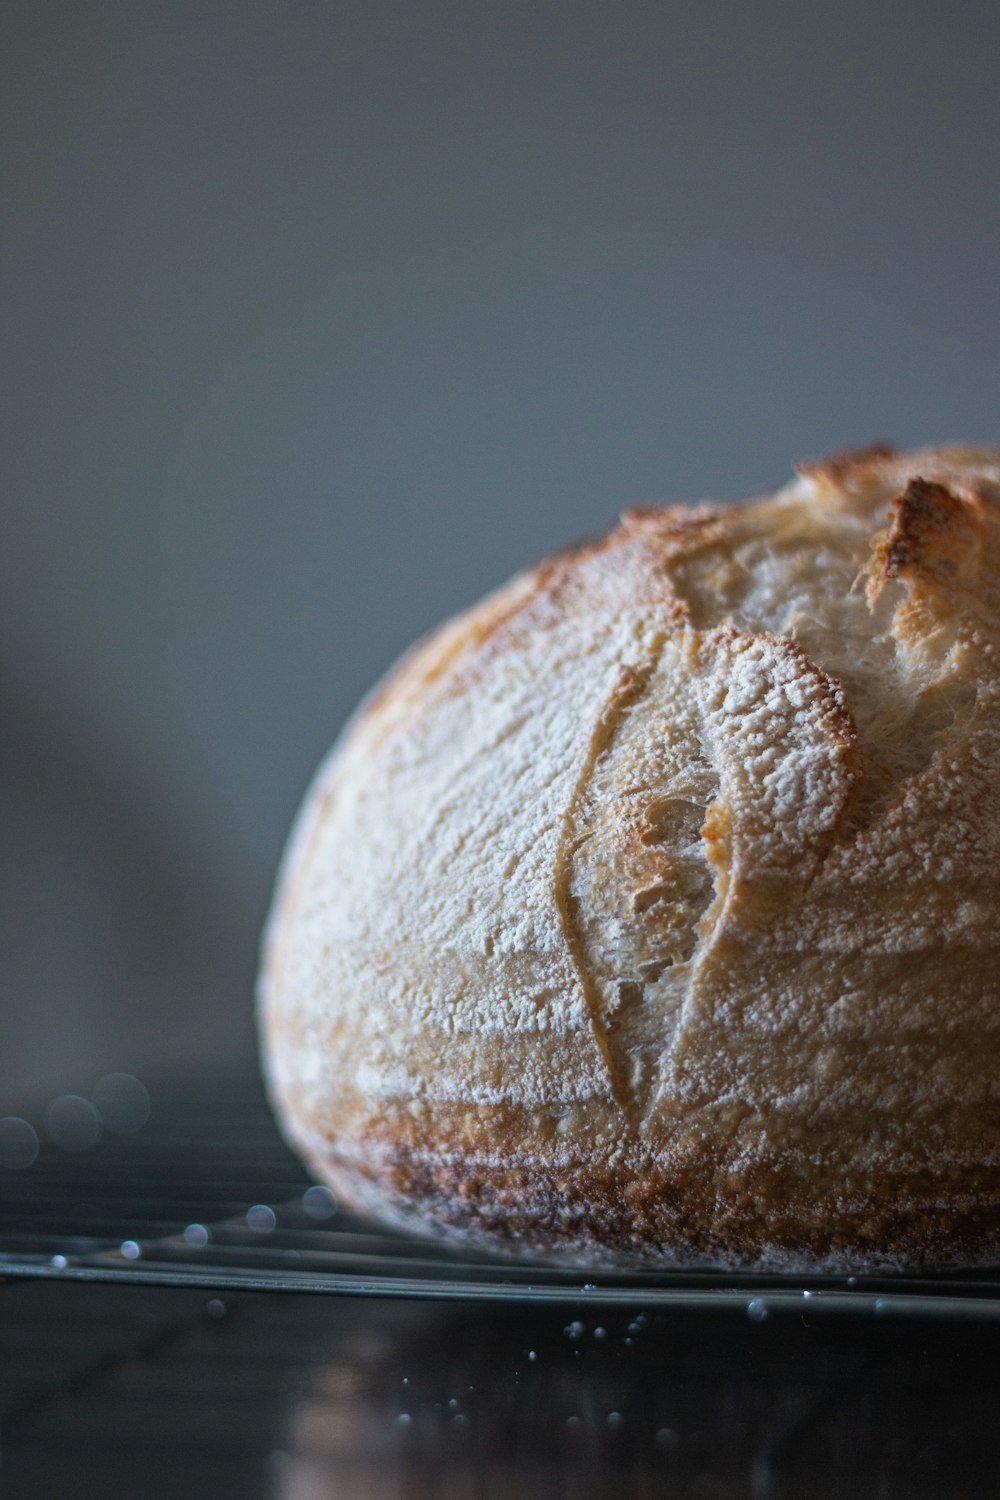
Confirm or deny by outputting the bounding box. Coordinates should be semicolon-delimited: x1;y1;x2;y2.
273;1090;1000;1274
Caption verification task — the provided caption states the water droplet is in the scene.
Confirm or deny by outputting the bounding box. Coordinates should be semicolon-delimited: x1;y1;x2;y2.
447;1398;459;1410
566;1415;581;1429
564;1321;585;1341
50;1254;68;1269
746;1297;769;1322
802;1289;813;1298
184;1223;209;1248
452;1413;468;1427
398;1413;412;1426
44;1096;100;1153
206;1299;226;1319
527;1350;537;1361
91;1074;150;1134
246;1204;276;1233
120;1240;141;1260
656;1427;677;1448
846;1276;858;1287
0;1117;39;1170
593;1326;607;1340
302;1184;337;1219
607;1411;623;1428
874;1297;887;1315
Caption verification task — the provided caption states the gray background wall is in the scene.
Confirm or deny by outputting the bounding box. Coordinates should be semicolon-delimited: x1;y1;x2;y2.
2;0;999;1091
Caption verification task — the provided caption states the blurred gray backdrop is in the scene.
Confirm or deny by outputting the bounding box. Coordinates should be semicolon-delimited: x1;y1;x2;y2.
2;0;999;1092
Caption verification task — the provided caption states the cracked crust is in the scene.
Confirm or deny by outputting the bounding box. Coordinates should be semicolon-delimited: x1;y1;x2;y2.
260;444;1000;1270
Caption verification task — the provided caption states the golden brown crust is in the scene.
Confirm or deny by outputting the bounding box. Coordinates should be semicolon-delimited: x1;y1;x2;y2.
795;441;898;485
867;477;981;604
277;1086;1000;1270
260;445;1000;1271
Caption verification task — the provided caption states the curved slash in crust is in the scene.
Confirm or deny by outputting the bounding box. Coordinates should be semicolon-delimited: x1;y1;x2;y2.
553;622;866;1130
552;635;667;1124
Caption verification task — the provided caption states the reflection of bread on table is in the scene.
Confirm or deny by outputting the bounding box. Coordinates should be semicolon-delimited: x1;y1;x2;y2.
262;446;1000;1270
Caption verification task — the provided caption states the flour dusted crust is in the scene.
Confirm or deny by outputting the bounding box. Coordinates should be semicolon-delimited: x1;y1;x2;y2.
260;446;1000;1270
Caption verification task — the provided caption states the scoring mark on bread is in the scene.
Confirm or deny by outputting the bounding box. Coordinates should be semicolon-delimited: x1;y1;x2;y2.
554;631;720;1125
553;641;666;1122
554;620;869;1127
553;479;985;1127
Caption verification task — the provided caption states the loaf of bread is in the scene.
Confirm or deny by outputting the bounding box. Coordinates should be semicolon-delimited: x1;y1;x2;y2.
260;445;1000;1270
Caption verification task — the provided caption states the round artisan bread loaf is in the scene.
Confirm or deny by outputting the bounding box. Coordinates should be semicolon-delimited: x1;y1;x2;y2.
260;445;1000;1270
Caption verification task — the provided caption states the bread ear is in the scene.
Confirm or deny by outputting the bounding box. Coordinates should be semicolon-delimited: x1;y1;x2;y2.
867;477;983;613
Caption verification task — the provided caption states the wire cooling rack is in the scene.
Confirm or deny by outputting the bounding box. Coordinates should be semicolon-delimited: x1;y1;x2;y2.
2;1067;1000;1317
